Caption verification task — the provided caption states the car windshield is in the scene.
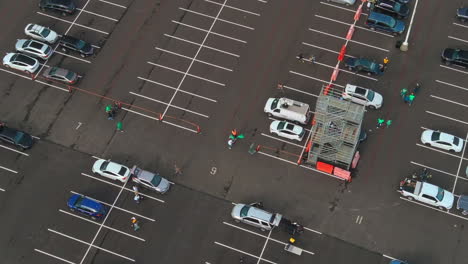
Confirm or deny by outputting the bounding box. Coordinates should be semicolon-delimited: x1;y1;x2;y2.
366;90;375;101
150;174;163;186
240;205;251;217
269;213;276;224
387;16;397;28
118;167;128;176
436;188;444;201
13;132;24;143
431;132;440;141
271;99;279;110
44;46;51;54
100;161;109;170
393;2;402;12
41;28;51;37
286;123;295;131
76;40;86;49
453;137;460;145
22;40;31;49
65;71;75;80
277;121;286;130
75;196;84;207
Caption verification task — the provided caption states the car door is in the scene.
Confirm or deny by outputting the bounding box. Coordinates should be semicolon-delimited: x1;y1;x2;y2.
279;129;294;140
260;221;271;230
420;194;438;206
351;94;367;106
139;179;154;190
242;217;261;228
102;170;118;180
434;141;451;151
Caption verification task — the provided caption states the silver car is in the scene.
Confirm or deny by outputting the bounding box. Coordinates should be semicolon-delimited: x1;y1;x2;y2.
24;24;59;44
42;66;78;84
231;203;282;231
15;39;53;60
327;0;356;5
3;53;39;73
131;166;171;194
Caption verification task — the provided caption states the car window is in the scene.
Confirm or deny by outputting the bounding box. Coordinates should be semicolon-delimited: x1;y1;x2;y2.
436;188;445;201
422;194;437;202
118;167;128;176
453;137;460;145
104;170;117;176
355;87;367;95
261;221;269;226
65;71;75;80
0;136;14;143
13;132;24;144
285;123;295;130
100;161;109;171
437;141;451;146
366;90;375;101
244;217;260;224
431;132;440;141
41;28;51;37
150;174;162;186
240;205;251;217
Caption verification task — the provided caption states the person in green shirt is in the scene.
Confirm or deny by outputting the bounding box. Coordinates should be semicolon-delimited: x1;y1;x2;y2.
408;93;415;106
377;118;385;128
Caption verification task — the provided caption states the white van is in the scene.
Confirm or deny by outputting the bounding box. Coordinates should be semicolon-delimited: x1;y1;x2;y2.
264;97;311;125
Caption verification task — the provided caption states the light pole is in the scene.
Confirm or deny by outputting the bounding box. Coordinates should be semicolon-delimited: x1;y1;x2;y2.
400;0;420;51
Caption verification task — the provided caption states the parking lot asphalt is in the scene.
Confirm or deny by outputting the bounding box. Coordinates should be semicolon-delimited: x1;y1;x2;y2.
2;0;468;263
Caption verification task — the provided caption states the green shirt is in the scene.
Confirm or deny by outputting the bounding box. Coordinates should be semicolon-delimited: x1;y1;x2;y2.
409;94;415;101
378;118;385;124
105;105;112;112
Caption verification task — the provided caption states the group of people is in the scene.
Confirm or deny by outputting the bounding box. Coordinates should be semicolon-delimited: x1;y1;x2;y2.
400;83;420;106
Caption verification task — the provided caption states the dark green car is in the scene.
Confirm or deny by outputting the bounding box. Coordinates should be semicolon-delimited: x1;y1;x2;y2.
344;57;383;75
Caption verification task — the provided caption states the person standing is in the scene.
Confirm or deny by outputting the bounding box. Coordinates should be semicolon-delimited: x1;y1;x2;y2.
116;121;123;132
376;118;385;129
386;120;392;128
408;93;415;106
400;88;408;99
106;105;114;120
131;217;140;231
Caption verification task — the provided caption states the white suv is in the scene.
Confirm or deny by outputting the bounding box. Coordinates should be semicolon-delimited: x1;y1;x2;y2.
231;203;282;231
342;84;383;109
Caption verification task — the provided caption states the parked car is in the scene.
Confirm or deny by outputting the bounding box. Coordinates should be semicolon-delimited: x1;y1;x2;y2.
456;7;468;22
2;53;39;73
131;166;171;194
0;123;34;150
92;159;131;182
24;24;59;44
326;0;355;6
264;97;311;125
231;203;282;231
441;48;468;68
15;39;53;60
39;0;76;16
59;35;94;57
365;11;405;35
420;129;463;152
399;178;454;210
344;57;383;75
67;194;107;220
343;84;383;109
42;66;79;84
373;0;410;19
269;120;305;141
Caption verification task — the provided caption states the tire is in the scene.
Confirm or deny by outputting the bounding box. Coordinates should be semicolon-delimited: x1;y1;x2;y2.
91;216;97;220
267;113;272;117
348;66;353;71
449;149;455;153
4;64;9;68
62;12;67;16
260;228;266;232
69;208;75;212
40;7;46;12
425;143;431;147
407;196;414;201
445;60;451;66
370;27;375;31
368;105;376;110
438;206;446;210
234;219;240;223
80;53;86;58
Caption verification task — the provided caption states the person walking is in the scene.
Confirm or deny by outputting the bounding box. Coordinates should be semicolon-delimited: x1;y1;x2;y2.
386;120;392;128
383;57;389;65
408;93;415;106
134;194;141;204
116;121;123;132
106;105;114;120
174;163;182;176
376;118;385;129
400;88;408;99
131;217;140;231
132;185;139;196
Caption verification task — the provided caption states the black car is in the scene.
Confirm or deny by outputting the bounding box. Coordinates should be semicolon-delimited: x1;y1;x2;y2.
58;35;94;58
373;0;409;19
457;8;468;22
0;123;34;150
441;48;468;68
39;0;76;16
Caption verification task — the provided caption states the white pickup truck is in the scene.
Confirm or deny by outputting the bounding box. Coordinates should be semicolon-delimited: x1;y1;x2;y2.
398;178;454;210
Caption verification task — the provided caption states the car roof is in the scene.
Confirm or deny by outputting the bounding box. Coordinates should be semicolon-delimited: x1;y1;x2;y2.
106;162;125;173
47;67;69;77
0;126;18;139
61;35;79;44
12;53;36;65
368;11;392;23
245;206;273;222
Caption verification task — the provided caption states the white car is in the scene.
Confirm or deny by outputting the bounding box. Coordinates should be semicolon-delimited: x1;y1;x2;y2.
270;120;305;141
15;39;53;60
24;24;59;44
92;159;131;183
420;130;463;152
342;84;383;109
327;0;356;6
2;53;39;73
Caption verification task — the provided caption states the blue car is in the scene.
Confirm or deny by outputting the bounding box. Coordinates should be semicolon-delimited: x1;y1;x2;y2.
365;11;405;35
390;260;408;264
67;194;107;220
344;57;383;75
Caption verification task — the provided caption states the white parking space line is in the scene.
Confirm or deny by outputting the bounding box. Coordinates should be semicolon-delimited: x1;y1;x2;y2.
34;249;76;264
319;1;368;16
439;64;468;75
257;230;272;264
431;95;468;108
172;21;247;43
214;242;277;264
453;23;468;29
0;68;33;80
452;133;468;193
138;76;218;102
399;197;468;221
304;226;322;235
130;91;210;118
34;80;69;92
302;42;356;58
410;161;466;182
98;0;127;8
59;209;145;241
163;34;240;57
261;133;304;148
222;222;315;255
448;35;468;44
54;51;92;63
70;191;156;222
205;0;261;16
76;8;119;21
81;173;166;203
147;62;226;86
0;144;29;156
258;151;297;165
426;111;468;126
155;47;233;71
48;229;135;262
162;120;199;133
415;143;465;159
281;84;319;98
179;8;254;30
309;28;389;52
315;15;393;37
123;107;160;121
36;12;109;35
290;70;344;87
435;79;468;92
123;108;198;133
0;165;18;174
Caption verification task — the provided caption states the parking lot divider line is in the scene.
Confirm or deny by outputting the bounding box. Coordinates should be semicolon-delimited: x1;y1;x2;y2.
130;91;210;118
0;144;29;156
451;133;468;193
430;95;468;108
147;62;226;86
171;21;247;44
34;249;76;264
91;156;102;160
138;76;218;102
289;70;344;88
70;190;157;221
410;161;464;180
0;165;18;174
214;242;277;264
260;133;304;148
162;120;199;133
34;80;69;92
54;51;92;63
256;230;272;264
308;28;389;52
302;42;356;58
425;111;468;126
58;209;145;242
0;68;33;80
415;143;464;159
163;34;240;57
47;229;136;262
448;35;468;44
98;0;127;9
453;23;468;29
257;151;297;165
314;14;393;37
435;80;468;92
80;173;165;203
303;226;322;235
204;0;260;16
439;64;468;75
179;7;254;30
154;48;233;71
281;84;319;98
123;107;160;121
319;1;368;16
36;12;109;35
0;187;5;192
76;8;119;22
399;197;468;220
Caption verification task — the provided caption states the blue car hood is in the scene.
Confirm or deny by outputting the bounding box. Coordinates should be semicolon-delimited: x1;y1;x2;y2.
394;20;405;33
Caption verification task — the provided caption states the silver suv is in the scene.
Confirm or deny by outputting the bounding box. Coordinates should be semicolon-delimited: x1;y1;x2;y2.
231;204;282;231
